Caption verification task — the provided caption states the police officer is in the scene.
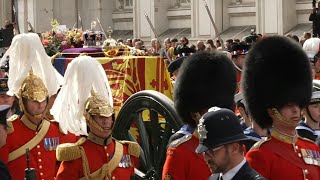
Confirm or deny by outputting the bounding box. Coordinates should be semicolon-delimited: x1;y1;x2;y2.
53;56;139;180
243;36;320;179
162;51;237;180
0;33;77;180
196;107;265;180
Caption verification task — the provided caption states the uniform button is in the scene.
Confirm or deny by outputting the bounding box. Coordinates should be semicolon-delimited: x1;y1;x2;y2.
40;172;43;176
38;152;41;155
298;153;302;157
295;145;299;150
104;146;107;150
39;165;42;169
304;169;309;174
37;145;40;148
112;176;116;180
38;159;42;162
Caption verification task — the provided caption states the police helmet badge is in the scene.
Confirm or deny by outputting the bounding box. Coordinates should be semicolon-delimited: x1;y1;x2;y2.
198;117;208;141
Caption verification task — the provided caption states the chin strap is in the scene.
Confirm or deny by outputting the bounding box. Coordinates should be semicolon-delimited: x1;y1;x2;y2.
306;106;318;123
272;108;300;127
84;112;115;135
19;96;49;123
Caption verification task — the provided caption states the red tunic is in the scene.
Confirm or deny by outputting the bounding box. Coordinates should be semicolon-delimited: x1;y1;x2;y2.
0;115;77;180
56;136;137;180
162;133;211;180
246;131;320;180
315;73;320;80
236;69;242;93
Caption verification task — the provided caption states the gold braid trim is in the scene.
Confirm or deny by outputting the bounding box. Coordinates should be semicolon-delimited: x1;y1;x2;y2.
56;137;87;161
272;108;299;127
9;120;50;162
51;53;62;63
6;114;18;134
80;146;91;180
119;140;140;158
79;141;124;180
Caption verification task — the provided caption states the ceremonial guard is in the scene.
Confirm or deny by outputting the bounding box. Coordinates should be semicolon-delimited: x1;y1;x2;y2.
296;90;320;142
53;56;139;180
0;33;77;180
162;51;237;180
243;36;320;179
230;44;250;93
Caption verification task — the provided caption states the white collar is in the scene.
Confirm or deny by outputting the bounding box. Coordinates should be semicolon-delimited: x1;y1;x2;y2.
222;158;246;180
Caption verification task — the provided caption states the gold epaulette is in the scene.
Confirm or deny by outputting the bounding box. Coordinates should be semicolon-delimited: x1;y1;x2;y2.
249;138;270;150
6;114;19;134
119;140;140;158
56;137;87;161
169;134;192;148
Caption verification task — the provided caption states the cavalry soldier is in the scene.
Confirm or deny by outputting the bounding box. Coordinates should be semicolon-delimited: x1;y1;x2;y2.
0;33;77;180
53;56;139;180
243;36;320;179
162;51;237;180
230;44;250;93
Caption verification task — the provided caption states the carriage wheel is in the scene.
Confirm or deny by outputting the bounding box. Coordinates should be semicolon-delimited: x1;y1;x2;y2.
113;90;183;180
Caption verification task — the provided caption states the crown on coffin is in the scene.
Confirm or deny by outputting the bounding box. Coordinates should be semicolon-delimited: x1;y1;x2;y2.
82;21;105;47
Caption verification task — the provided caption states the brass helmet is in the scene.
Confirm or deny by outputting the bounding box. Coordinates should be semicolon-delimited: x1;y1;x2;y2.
20;73;48;102
19;72;49;120
84;90;114;132
0;33;63;121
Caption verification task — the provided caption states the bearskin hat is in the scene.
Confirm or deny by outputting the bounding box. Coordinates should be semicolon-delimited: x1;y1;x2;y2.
242;36;312;129
174;51;237;128
230;44;251;57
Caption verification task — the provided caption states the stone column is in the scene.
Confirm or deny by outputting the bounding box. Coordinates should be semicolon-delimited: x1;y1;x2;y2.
100;0;113;31
17;0;28;33
191;0;223;40
0;0;13;28
256;0;296;35
25;0;54;32
133;0;153;40
53;0;77;29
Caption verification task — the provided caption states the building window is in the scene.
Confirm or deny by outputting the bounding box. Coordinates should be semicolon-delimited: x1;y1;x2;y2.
124;0;133;7
118;0;132;9
174;0;190;8
180;0;190;3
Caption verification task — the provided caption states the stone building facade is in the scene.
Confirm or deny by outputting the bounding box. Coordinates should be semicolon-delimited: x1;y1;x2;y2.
0;0;315;42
